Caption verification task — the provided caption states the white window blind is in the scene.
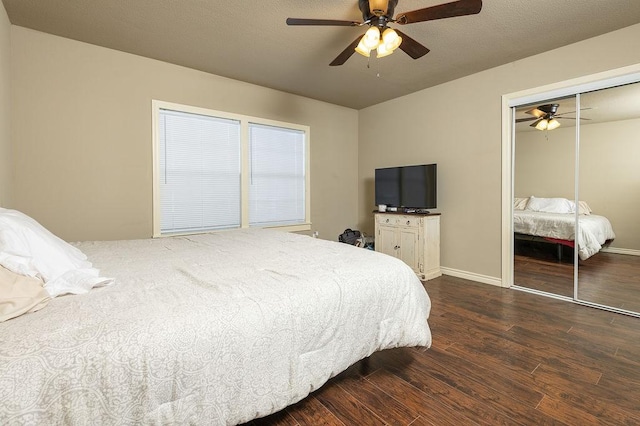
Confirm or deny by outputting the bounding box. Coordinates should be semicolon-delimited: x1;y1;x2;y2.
249;123;306;227
159;109;241;234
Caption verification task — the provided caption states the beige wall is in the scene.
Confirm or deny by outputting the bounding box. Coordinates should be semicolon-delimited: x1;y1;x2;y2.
0;2;10;207
11;26;359;242
581;118;640;250
358;24;640;279
516;118;640;251
515;126;576;201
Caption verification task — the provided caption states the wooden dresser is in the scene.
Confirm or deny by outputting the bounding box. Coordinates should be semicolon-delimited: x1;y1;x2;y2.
374;212;441;281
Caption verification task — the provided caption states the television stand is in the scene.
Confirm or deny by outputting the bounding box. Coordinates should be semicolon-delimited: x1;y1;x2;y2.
374;212;441;281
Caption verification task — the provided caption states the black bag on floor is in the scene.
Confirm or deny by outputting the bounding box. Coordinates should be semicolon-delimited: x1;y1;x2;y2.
339;228;361;245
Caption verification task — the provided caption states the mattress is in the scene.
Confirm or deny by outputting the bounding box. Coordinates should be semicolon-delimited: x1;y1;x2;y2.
0;229;431;425
513;210;616;260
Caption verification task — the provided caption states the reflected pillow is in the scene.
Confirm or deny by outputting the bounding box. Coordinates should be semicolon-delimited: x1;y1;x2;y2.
525;196;575;214
578;201;592;215
514;197;529;210
0;208;113;297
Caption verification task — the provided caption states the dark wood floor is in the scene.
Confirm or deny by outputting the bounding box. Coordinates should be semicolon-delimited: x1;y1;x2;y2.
247;275;640;426
515;240;640;313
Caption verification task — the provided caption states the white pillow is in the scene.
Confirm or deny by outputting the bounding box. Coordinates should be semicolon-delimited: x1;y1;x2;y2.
525;196;575;214
578;201;592;215
514;197;529;210
0;208;113;297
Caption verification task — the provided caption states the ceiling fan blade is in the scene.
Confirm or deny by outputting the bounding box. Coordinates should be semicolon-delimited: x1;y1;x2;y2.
395;0;482;25
516;117;537;123
329;36;362;66
286;18;360;26
555;107;594;117
525;108;546;118
394;29;430;59
556;117;592;121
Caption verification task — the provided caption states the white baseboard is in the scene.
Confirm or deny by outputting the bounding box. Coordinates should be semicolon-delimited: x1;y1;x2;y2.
440;267;504;287
601;247;640;256
439;248;639;290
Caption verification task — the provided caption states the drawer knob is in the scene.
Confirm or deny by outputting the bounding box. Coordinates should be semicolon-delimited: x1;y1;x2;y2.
385;219;389;223
406;220;411;225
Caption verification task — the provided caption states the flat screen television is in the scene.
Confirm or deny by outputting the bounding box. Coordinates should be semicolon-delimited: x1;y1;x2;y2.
375;164;437;210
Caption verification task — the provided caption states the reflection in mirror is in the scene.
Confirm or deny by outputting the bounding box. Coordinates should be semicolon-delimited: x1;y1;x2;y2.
513;96;577;297
577;82;640;314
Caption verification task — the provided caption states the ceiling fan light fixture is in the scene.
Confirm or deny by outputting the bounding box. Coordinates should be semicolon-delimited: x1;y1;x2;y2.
362;26;381;49
546;118;561;130
376;42;393;58
381;28;402;51
534;119;549;131
355;38;372;57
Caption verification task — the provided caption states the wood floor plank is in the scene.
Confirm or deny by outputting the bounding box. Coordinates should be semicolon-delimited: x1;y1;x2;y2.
407;415;438;426
568;320;640;349
336;375;420;425
402;348;561;425
432;317;542;373
386;360;533;426
535;395;605;426
515;249;640;314
418;346;545;406
498;327;604;384
531;364;640;424
251;409;299;426
365;367;480;426
285;396;345;426
313;382;387;426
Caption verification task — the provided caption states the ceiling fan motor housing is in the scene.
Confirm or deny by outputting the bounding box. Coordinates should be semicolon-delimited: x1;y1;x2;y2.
360;0;398;20
539;103;559;116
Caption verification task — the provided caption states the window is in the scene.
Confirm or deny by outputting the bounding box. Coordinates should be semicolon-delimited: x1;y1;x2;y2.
249;123;306;227
152;101;310;236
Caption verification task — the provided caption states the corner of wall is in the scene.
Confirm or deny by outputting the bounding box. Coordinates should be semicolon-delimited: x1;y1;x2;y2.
0;2;12;208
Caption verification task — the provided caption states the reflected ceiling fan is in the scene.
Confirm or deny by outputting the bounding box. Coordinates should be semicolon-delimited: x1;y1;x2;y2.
516;104;592;131
286;0;483;66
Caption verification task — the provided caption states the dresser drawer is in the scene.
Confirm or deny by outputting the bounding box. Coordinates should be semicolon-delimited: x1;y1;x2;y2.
398;216;420;228
376;214;398;225
376;214;420;228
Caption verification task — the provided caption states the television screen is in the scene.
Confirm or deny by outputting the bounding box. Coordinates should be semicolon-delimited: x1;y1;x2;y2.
401;164;437;209
374;167;401;207
374;164;437;210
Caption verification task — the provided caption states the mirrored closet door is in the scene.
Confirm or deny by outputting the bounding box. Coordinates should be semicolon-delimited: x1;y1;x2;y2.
577;82;640;314
513;95;577;299
512;79;640;317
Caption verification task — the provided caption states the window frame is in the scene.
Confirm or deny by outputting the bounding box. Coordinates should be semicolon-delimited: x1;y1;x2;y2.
152;100;311;237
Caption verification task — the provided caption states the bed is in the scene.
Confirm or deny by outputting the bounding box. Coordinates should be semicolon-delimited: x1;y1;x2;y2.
0;217;431;425
513;197;616;260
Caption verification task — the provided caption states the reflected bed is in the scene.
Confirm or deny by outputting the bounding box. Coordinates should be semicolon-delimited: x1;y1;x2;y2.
514;210;615;260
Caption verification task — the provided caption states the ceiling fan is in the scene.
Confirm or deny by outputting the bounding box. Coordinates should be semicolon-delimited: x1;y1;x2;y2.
516;104;592;131
286;0;483;66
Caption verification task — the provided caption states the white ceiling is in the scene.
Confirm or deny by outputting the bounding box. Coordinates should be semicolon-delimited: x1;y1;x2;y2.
3;0;640;109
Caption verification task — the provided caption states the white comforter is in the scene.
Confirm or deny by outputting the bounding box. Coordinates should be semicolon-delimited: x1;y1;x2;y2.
514;211;616;260
0;229;431;425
